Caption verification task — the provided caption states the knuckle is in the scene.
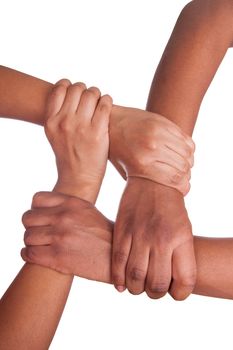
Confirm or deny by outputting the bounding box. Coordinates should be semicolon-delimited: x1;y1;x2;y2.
128;267;146;282
54;231;67;245
83;89;97;100
170;289;190;301
147;281;169;295
88;86;101;97
99;98;112;113
26;247;38;261
127;288;143;296
56;78;71;87
180;273;197;290
146;290;167;300
60;211;74;226
73;82;86;90
59;119;72;133
22;210;33;227
23;231;30;245
32;192;44;207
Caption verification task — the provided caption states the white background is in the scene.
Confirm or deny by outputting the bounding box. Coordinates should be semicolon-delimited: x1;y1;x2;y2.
0;0;233;349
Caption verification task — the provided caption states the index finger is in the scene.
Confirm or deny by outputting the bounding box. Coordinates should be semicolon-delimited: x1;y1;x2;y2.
31;191;68;208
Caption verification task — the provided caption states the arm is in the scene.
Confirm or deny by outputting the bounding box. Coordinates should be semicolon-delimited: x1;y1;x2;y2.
110;0;233;300
0;81;112;349
145;0;233;297
147;0;233;134
0;65;193;195
21;192;233;300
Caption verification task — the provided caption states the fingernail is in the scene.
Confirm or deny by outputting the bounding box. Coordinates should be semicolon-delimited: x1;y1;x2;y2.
115;285;126;293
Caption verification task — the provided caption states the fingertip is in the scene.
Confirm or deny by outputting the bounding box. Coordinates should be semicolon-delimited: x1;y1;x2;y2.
55;78;72;87
115;285;126;293
102;94;113;105
87;86;101;98
73;82;87;90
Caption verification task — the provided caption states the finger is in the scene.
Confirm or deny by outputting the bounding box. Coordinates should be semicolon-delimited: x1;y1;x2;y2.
76;87;101;123
185;135;196;152
129;163;186;192
164;123;195;152
165;137;194;167
145;249;172;299
125;238;149;295
112;219;133;292
24;226;52;246
169;240;197;301
176;177;191;196
60;82;87;115
21;246;67;274
31;191;67;208
45;83;69;119
92;94;112;130
22;207;57;228
155;147;191;174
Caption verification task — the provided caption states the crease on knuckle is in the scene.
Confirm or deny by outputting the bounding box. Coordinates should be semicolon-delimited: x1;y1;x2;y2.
147;282;169;295
128;267;146;282
83;89;97;100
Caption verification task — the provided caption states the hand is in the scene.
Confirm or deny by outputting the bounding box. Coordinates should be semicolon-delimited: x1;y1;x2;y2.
112;178;197;300
44;79;113;202
21;192;113;283
110;106;195;195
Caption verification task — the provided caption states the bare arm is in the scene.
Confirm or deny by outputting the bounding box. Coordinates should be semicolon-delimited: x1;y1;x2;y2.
0;81;112;349
0;265;73;349
147;0;233;134
22;192;233;300
119;0;233;300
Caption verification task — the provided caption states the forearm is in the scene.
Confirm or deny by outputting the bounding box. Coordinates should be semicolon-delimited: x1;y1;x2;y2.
70;234;233;300
0;265;73;349
147;0;233;135
193;236;233;299
0;65;121;126
0;66;53;125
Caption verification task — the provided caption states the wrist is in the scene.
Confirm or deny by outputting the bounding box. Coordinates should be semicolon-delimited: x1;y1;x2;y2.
54;177;102;204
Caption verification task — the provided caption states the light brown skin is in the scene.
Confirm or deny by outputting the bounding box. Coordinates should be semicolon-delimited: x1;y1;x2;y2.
1;0;233;347
22;191;233;300
0;78;191;349
0;68;194;302
0;81;113;349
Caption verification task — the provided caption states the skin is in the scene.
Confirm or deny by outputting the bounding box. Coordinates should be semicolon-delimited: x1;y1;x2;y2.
0;82;112;349
22;191;233;300
1;0;232;313
141;0;233;299
0;66;194;301
0;66;192;195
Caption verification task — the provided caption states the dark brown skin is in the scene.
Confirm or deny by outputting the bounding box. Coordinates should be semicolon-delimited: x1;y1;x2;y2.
142;0;233;299
22;191;233;300
2;0;233;347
